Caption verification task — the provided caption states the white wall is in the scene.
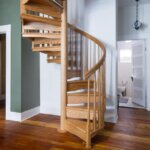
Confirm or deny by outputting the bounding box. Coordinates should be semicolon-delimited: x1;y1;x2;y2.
68;0;85;29
84;0;118;122
40;54;61;115
118;3;150;110
84;0;117;103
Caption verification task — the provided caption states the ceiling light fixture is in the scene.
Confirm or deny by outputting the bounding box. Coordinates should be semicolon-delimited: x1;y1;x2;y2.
133;0;142;30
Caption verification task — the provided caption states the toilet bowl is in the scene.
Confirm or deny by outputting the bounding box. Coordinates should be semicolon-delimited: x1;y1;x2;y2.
118;86;126;96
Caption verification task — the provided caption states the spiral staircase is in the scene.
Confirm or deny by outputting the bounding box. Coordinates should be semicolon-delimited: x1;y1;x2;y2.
20;0;106;148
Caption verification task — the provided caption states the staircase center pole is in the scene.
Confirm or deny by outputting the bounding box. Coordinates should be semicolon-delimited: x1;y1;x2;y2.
60;0;67;131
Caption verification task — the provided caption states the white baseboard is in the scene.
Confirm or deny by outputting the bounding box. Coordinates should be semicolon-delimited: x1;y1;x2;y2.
147;107;150;111
6;106;40;122
40;106;60;116
105;106;118;123
6;112;21;122
21;106;40;121
105;114;118;123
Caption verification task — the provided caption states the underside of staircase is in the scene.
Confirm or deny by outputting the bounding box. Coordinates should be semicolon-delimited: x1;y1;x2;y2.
20;0;106;148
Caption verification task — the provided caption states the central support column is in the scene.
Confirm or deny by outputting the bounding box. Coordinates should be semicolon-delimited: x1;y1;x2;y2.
60;0;67;131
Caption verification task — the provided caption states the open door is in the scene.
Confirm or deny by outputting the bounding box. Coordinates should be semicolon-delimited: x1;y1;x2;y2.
132;40;146;107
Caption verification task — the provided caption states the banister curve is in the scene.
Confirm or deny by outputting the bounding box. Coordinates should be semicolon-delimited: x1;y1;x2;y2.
68;23;106;79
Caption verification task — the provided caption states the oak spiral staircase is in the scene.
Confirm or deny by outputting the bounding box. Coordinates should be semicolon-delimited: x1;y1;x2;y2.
20;0;106;148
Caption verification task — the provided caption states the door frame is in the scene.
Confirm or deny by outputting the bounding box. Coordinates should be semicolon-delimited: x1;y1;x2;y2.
0;35;6;100
117;39;147;109
0;25;11;119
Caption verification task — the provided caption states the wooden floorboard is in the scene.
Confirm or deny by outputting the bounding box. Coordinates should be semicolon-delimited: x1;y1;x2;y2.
0;103;150;150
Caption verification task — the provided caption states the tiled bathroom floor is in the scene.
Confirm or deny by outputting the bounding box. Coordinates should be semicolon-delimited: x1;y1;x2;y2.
119;97;145;109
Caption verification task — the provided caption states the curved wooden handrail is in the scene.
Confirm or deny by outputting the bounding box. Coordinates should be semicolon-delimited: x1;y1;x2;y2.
68;23;106;79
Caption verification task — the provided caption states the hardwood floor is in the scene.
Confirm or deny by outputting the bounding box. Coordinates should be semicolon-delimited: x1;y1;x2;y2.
0;104;149;150
0;100;5;120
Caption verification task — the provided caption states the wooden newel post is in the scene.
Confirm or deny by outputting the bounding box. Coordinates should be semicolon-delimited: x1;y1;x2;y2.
60;0;67;132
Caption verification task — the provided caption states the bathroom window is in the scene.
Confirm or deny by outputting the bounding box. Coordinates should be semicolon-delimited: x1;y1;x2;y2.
119;49;132;63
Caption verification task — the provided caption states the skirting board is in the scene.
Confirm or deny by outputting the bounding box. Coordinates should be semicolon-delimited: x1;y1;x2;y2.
21;106;40;121
105;106;118;123
6;106;40;122
147;107;150;111
40;106;60;116
105;113;118;123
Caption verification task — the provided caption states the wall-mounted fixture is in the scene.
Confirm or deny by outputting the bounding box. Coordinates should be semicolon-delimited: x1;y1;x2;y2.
133;0;142;30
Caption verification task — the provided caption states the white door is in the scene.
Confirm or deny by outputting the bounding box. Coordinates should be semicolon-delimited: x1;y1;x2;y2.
132;40;146;107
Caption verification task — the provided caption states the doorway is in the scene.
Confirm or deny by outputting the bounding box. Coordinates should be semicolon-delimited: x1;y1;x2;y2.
117;40;146;109
0;34;6;119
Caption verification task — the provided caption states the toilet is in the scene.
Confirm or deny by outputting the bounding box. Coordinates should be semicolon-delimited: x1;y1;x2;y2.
118;86;126;97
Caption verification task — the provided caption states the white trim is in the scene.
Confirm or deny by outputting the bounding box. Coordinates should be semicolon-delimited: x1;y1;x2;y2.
0;25;11;121
21;106;40;121
147;107;150;111
6;112;21;122
40;106;60;116
6;106;40;122
105;106;118;123
105;113;118;123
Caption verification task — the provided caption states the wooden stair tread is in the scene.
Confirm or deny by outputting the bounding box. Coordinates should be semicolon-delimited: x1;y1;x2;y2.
48;1;63;11
67;91;100;104
24;0;63;10
23;22;61;31
67;80;88;83
24;3;61;19
32;46;60;52
66;105;99;120
67;91;99;96
47;59;61;64
22;33;61;39
66;105;99;111
67;70;82;79
65;118;88;142
33;39;61;45
66;119;87;134
47;51;61;56
67;80;94;91
22;14;61;26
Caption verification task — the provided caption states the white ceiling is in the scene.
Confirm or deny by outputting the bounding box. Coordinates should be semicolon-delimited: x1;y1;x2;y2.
118;0;150;7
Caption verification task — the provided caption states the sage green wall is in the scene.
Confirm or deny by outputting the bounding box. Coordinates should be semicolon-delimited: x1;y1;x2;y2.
0;0;22;112
0;0;40;113
21;38;40;112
